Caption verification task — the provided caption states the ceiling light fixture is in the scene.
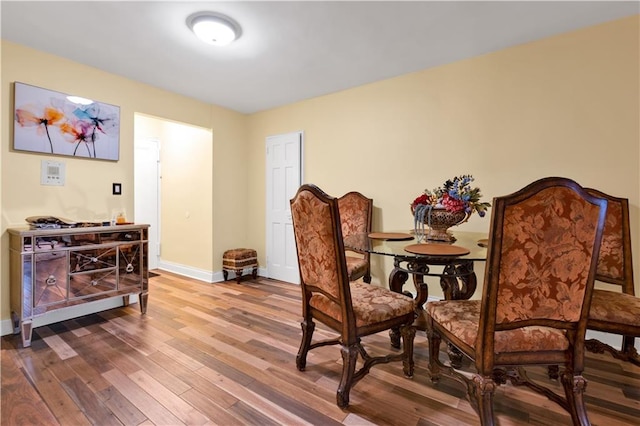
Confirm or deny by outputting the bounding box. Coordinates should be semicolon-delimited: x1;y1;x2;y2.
187;12;241;46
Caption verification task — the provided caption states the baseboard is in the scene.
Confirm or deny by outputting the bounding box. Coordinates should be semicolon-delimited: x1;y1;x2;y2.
157;260;215;282
1;295;137;337
156;260;267;283
1;319;14;336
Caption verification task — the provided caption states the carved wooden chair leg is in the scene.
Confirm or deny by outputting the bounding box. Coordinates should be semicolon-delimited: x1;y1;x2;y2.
296;320;315;371
561;372;590;426
401;324;416;377
427;327;442;383
389;327;401;349
337;345;359;408
547;364;560;380
471;376;497;426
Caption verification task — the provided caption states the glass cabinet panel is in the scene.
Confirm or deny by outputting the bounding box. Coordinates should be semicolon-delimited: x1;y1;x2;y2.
119;243;143;291
33;251;68;310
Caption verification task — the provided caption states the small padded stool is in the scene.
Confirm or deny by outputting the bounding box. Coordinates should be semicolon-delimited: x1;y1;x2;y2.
222;248;258;283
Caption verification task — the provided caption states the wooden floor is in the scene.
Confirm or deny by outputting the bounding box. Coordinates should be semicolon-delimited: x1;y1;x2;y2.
2;271;639;425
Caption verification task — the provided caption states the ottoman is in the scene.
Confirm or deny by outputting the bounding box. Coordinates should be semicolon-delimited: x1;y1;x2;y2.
222;248;258;283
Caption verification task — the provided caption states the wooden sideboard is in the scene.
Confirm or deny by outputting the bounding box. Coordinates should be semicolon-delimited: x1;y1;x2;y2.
8;224;149;347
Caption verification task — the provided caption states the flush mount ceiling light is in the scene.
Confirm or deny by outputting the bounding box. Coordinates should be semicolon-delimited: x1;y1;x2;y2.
187;12;241;46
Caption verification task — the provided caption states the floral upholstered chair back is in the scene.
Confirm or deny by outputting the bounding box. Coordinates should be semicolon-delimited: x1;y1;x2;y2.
337;191;373;283
483;179;607;335
337;192;373;238
290;185;349;303
586;189;634;294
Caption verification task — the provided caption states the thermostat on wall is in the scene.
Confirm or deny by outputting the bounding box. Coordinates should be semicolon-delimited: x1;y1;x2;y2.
41;160;65;186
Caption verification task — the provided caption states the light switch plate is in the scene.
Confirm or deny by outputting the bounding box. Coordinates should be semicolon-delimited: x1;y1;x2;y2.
41;160;65;186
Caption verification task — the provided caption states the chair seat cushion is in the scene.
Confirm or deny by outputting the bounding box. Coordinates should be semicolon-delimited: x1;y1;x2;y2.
427;300;570;353
345;255;367;280
310;281;415;327
590;289;640;327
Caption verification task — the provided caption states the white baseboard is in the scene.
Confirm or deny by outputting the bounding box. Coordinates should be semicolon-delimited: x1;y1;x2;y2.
157;260;215;282
157;260;267;283
1;319;14;336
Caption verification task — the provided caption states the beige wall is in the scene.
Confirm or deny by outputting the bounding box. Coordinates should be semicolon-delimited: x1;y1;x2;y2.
1;41;248;324
161;120;214;271
247;16;640;297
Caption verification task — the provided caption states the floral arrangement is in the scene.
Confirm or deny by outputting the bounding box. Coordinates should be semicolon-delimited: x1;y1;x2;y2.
411;174;491;217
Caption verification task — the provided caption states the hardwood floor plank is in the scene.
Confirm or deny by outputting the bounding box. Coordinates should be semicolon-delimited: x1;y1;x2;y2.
180;325;273;370
96;385;148;425
60;376;123;426
102;368;184;425
196;365;315;425
246;378;344;425
62;326;118;375
41;333;78;360
88;333;144;376
3;271;638;426
1;345;59;426
18;349;91;425
147;350;239;409
99;320;159;356
128;369;210;425
226;400;281;426
180;388;246;426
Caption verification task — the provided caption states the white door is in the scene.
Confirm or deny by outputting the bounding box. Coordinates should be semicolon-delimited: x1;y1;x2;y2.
266;132;302;284
134;138;160;270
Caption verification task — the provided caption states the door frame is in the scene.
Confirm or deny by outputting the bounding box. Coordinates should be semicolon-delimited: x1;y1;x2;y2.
134;137;161;270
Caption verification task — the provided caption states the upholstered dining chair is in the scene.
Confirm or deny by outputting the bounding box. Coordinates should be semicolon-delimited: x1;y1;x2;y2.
426;177;607;426
584;188;639;365
290;184;416;408
337;191;373;283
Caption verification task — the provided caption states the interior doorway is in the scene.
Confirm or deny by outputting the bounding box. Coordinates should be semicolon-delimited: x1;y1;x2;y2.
134;113;214;279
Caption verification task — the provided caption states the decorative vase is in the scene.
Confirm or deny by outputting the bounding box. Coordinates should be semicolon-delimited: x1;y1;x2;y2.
412;206;469;242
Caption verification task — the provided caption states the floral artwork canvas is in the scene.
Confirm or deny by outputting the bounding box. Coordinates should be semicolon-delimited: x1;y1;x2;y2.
13;82;120;161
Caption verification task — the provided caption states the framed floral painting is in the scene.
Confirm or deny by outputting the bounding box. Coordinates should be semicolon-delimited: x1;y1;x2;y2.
13;82;120;161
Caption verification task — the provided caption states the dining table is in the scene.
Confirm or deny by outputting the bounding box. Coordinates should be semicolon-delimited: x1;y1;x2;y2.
344;230;489;367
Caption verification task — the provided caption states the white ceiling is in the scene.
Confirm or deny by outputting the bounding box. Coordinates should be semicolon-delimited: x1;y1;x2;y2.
2;1;638;114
